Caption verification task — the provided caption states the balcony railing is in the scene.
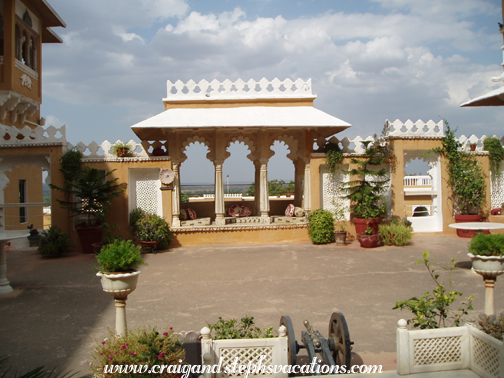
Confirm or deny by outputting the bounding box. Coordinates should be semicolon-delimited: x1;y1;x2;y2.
403;175;432;187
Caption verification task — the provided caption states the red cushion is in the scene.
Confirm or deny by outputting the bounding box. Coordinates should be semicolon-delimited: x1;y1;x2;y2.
186;208;197;220
285;204;295;217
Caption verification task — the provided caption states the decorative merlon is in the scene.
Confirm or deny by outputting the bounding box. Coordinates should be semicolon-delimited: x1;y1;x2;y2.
164;78;315;101
385;119;444;138
0;124;65;146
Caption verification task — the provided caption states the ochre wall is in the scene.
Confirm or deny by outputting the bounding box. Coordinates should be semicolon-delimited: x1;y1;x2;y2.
4;165;43;230
172;227;310;247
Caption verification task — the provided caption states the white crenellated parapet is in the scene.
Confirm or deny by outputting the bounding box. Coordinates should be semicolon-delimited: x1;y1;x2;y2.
67;140;150;159
385;119;444;138
0;124;66;145
457;134;503;152
164;78;315;101
325;135;376;154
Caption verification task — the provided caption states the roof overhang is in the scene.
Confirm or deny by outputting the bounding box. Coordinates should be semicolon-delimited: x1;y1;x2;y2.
131;106;351;140
461;85;504;107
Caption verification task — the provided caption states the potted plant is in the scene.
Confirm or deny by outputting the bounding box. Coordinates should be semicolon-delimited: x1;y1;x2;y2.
467;233;504;278
130;208;173;252
342;139;391;234
112;141;134;157
96;238;145;296
37;226;71;258
26;224;40;247
430;122;486;236
331;197;348;244
356;225;381;248
308;209;335;244
51;164;124;253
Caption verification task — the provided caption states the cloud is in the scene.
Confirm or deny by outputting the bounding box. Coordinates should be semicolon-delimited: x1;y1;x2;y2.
42;0;502;145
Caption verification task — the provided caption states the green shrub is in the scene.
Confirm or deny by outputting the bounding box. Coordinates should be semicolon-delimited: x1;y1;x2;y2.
207;316;275;340
38;226;71;258
379;220;412;246
130;209;173;249
308;209;335;244
468;233;504;256
96;239;145;273
483;137;504;174
90;326;185;378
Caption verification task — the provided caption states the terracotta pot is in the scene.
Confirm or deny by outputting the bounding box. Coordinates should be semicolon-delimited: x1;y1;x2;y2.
76;226;103;254
334;231;347;244
354;217;379;234
454;214;488;238
357;233;381;248
140;240;159;253
469;144;476;151
92;242;103;254
152;147;165;156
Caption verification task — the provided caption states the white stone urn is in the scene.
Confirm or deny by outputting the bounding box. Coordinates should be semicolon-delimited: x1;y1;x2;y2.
468;253;504;315
97;270;141;335
467;253;504;279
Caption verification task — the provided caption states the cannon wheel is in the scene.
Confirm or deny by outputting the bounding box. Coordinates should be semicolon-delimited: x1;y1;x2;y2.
328;312;352;368
280;315;297;367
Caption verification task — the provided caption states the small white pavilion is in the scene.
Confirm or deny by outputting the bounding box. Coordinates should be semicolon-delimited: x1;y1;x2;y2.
131;78;350;227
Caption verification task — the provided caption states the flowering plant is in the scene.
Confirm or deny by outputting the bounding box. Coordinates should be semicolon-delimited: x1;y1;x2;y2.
90;326;185;378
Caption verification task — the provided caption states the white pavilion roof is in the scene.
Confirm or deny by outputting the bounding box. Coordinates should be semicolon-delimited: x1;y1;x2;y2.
460;85;504;107
131;106;351;140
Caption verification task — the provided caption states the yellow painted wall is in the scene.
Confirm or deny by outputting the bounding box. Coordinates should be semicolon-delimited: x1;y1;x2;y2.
172;226;310;247
4;164;43;230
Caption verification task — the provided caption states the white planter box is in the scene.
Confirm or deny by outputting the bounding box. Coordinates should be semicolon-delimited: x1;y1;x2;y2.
396;319;504;377
200;326;288;378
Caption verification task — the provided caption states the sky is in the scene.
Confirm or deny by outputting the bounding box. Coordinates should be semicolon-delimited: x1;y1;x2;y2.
41;0;503;184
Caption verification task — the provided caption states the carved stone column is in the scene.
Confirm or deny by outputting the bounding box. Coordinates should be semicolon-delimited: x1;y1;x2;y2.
254;160;261;216
214;160;226;226
259;158;270;223
294;158;303;208
303;159;311;212
171;162;181;227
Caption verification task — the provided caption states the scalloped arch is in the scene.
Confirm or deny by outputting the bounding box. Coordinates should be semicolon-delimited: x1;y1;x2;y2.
273;134;299;162
227;135;257;161
181;136;213;163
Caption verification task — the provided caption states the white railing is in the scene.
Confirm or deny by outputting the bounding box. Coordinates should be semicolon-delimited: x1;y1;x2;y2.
202;193;243;198
404;175;432;187
165;78;314;101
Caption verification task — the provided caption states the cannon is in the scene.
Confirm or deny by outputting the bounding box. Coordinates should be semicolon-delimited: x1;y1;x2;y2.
280;312;353;374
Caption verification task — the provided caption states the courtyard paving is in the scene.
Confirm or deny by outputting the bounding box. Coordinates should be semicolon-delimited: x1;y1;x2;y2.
0;234;501;376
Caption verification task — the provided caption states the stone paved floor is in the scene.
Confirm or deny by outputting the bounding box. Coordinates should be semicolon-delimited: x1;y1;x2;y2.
0;234;500;376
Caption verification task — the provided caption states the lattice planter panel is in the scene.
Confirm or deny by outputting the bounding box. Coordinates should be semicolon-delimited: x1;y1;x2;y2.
201;330;288;378
470;327;504;378
397;321;504;377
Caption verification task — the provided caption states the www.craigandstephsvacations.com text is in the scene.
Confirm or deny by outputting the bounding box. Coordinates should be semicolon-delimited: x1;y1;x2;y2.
103;357;383;376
